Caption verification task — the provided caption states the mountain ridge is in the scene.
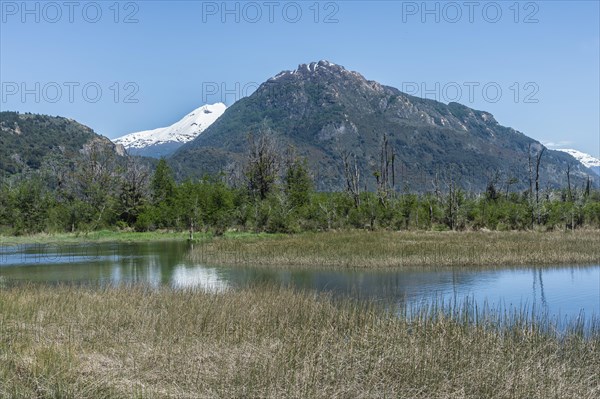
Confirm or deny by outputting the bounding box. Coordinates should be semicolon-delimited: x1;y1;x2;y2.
171;60;594;191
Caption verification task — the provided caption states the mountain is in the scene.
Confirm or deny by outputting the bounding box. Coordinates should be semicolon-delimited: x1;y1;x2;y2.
171;60;594;191
0;111;125;177
556;149;600;176
114;103;226;158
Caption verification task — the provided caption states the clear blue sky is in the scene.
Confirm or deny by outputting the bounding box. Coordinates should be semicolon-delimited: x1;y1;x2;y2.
1;0;599;157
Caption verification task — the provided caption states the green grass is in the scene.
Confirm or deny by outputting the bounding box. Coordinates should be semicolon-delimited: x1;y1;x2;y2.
0;285;598;398
0;230;195;245
189;229;600;268
0;230;283;245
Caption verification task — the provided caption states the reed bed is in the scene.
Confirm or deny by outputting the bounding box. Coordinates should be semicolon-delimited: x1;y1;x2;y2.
189;230;600;268
0;285;598;398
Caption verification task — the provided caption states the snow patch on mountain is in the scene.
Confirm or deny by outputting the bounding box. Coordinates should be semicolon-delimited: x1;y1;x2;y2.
556;148;600;169
114;103;226;151
556;148;600;176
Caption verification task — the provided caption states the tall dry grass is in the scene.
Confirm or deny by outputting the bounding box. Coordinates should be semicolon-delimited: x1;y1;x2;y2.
189;230;600;268
0;285;598;398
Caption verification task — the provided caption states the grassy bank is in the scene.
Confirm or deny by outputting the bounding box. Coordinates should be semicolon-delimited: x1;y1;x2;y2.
0;230;283;245
0;230;191;245
0;286;598;398
190;230;600;268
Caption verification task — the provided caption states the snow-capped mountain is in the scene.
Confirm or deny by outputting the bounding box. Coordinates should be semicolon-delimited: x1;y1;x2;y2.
556;148;600;176
114;103;226;158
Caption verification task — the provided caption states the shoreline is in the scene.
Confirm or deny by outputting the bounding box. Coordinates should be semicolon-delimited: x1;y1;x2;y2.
1;229;599;268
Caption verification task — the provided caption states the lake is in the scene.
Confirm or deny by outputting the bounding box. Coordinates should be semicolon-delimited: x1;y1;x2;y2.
1;241;598;327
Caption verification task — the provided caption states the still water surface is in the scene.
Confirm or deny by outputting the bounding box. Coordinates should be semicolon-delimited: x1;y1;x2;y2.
1;241;598;325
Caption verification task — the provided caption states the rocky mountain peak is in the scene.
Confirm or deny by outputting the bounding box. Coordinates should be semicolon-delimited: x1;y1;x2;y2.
268;60;366;82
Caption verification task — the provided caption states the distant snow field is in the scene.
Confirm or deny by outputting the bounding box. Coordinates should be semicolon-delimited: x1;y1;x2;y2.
113;103;226;157
556;148;600;176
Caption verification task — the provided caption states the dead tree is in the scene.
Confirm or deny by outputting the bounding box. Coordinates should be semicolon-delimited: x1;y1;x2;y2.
566;163;573;202
584;176;591;198
374;133;396;206
485;170;501;201
68;141;120;231
245;131;279;201
527;144;545;227
341;150;361;208
528;143;534;202
119;157;150;225
443;166;461;230
446;175;458;231
534;147;546;225
505;176;518;199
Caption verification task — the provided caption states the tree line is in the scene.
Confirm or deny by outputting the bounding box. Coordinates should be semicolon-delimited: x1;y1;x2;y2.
1;133;599;236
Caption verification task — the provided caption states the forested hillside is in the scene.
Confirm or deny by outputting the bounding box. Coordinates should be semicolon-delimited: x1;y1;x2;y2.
0;111;124;176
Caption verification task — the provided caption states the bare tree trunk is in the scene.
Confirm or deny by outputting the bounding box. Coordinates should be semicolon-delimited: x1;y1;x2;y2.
528;144;534;229
535;147;546;225
566;163;572;202
376;133;395;206
585;176;591;198
429;201;434;226
341;150;361;208
432;171;441;203
391;148;396;189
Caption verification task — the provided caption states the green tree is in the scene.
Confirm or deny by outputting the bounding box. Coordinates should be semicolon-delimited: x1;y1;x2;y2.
151;159;175;205
175;181;203;239
11;176;52;234
284;157;313;209
203;181;235;235
0;179;11;232
148;159;176;228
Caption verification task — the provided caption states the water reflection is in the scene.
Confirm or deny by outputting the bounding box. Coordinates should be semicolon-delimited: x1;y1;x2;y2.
171;264;229;291
0;241;598;325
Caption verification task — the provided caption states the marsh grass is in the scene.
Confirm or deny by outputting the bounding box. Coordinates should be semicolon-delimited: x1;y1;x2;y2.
189;230;600;268
0;285;598;398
